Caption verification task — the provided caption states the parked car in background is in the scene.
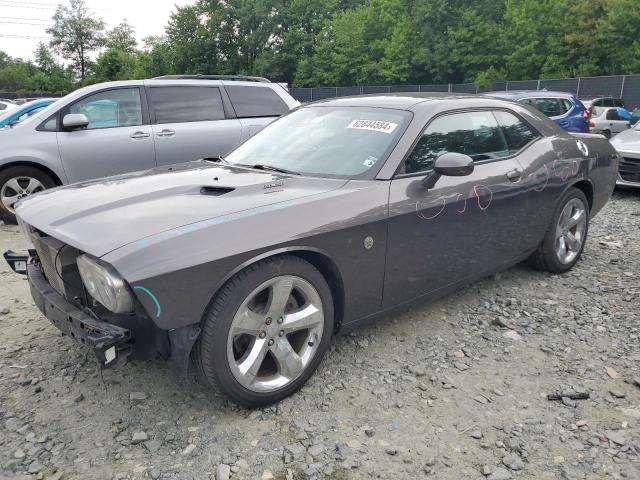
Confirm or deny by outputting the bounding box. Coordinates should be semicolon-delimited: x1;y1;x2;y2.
484;91;589;133
582;97;625;112
610;122;640;187
0;76;299;224
0;98;57;128
13;98;41;105
6;94;618;406
589;107;630;138
629;107;640;126
0;100;17;112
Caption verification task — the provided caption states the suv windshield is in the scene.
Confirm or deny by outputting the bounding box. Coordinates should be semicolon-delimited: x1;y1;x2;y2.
225;106;411;178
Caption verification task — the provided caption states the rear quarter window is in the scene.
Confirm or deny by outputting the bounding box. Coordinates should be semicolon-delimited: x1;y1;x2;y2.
225;85;289;118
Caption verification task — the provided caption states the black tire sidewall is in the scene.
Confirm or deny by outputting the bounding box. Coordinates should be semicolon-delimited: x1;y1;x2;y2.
197;256;334;407
0;166;56;224
542;188;590;273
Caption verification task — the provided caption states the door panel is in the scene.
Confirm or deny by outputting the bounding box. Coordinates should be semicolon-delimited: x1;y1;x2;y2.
384;158;528;308
57;87;156;183
152;120;243;165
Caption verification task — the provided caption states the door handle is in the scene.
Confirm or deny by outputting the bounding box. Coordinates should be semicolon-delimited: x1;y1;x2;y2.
156;129;175;137
506;169;522;182
130;131;150;139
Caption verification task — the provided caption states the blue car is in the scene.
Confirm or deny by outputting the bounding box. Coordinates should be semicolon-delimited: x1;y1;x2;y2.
0;98;56;128
484;91;590;133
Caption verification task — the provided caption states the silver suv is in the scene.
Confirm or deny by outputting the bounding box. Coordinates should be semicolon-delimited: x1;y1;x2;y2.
0;76;299;223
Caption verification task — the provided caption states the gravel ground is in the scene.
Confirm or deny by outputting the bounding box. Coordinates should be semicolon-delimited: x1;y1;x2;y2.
0;190;639;480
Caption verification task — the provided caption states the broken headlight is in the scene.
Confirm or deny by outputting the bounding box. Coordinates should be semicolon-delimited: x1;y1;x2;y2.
77;254;134;313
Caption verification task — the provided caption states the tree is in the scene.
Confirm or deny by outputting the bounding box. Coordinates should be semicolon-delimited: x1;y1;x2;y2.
47;0;106;81
106;19;138;53
32;43;74;93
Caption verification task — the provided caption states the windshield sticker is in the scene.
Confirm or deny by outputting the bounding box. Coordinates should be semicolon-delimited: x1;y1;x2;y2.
347;119;398;134
363;156;378;168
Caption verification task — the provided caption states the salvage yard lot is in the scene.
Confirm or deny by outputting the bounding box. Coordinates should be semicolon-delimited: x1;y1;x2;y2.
1;191;639;480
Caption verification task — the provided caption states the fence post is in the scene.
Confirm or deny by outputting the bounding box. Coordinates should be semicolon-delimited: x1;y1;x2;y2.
576;77;581;97
537;80;541;90
448;83;452;93
620;75;626;99
505;81;509;91
310;88;313;102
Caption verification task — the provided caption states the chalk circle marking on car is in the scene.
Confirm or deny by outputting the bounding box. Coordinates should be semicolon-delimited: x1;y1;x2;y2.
133;285;162;318
576;140;589;157
347;119;398;134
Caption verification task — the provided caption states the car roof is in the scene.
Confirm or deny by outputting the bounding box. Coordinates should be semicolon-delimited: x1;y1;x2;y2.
483;90;575;100
307;92;478;110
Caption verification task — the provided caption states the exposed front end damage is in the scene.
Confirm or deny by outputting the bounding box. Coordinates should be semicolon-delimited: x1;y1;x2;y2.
3;226;197;377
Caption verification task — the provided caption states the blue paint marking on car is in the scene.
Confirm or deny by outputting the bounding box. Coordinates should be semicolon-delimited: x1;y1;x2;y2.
484;91;590;133
133;285;162;318
0;99;56;128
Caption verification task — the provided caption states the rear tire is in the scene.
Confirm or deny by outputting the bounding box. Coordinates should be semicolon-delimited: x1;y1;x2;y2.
527;188;589;274
194;255;334;407
0;166;56;224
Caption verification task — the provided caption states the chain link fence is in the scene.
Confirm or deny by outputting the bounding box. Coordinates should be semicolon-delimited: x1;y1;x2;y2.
290;74;640;109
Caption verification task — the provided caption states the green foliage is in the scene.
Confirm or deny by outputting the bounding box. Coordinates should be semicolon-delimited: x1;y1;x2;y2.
2;0;640;94
47;0;106;80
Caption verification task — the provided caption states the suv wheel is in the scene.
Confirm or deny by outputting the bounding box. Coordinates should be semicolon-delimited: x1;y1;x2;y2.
194;255;334;407
0;166;56;224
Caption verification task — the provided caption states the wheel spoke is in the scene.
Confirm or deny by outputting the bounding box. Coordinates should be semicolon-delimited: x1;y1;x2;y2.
557;236;567;256
232;307;265;335
4;178;21;193
566;209;585;229
282;304;322;333
270;337;304;379
564;232;581;252
237;338;268;381
265;278;293;319
1;193;19;208
25;178;43;193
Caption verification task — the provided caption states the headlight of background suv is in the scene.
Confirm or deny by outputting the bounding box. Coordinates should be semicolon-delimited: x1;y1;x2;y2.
77;255;134;313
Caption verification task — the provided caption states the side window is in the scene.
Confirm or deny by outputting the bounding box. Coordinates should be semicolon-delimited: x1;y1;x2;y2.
613;99;625;108
225;85;289;118
557;98;573;114
150;86;225;124
606;109;621;121
69;88;142;130
521;98;563;117
493;111;540;153
403;111;509;174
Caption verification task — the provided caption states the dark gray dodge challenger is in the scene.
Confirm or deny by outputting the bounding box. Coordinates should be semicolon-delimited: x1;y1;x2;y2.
5;94;618;406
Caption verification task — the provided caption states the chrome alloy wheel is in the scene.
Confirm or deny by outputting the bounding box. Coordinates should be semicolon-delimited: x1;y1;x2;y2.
227;275;324;393
0;176;45;213
555;198;587;265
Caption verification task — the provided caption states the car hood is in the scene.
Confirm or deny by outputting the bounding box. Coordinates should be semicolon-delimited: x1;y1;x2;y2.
611;128;640;153
16;160;348;257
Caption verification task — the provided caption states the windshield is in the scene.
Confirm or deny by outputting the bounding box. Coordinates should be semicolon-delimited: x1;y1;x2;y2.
226;106;411;178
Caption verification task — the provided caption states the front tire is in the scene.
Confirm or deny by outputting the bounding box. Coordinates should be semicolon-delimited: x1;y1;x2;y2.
528;187;589;273
194;255;334;407
0;166;56;224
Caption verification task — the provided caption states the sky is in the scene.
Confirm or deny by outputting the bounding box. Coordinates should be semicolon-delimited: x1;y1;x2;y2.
0;0;196;60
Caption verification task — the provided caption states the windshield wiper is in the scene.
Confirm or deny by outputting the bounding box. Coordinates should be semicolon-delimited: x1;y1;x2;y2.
204;156;229;164
239;163;301;175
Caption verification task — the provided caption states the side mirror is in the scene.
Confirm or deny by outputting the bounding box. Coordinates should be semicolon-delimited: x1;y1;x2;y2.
62;113;89;130
422;152;474;188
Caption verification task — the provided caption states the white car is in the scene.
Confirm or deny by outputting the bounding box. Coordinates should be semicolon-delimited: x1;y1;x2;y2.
610;122;640;187
589;107;630;138
0;100;17;113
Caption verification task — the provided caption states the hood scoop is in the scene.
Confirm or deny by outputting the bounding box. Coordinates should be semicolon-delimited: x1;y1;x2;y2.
199;186;235;196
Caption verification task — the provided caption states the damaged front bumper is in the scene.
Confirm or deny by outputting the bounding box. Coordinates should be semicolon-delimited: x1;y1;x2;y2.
26;257;132;367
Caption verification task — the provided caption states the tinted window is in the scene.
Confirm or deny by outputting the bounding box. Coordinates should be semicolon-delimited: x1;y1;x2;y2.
226;85;289;118
493;111;539;153
606;109;621;120
70;88;142;130
559;98;573;113
613;99;625;108
150;86;225;124
520;97;566;117
403;111;508;174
